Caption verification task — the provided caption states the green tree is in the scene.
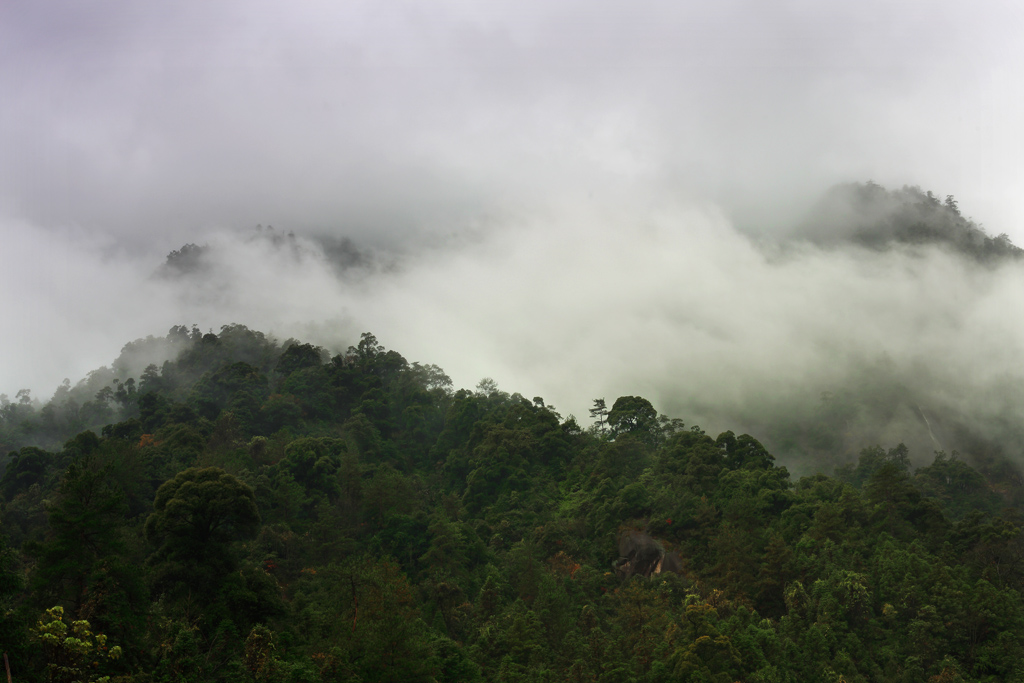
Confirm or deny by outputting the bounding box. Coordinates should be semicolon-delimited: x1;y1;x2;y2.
295;558;433;683
145;467;260;603
275;342;324;378
589;399;608;434
30;445;129;614
242;624;281;682
914;451;1001;520
835;443;909;488
0;446;54;500
607;396;659;444
0;534;28;674
32;605;122;683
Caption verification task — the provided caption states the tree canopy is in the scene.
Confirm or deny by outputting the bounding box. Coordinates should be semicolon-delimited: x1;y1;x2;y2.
0;325;1022;682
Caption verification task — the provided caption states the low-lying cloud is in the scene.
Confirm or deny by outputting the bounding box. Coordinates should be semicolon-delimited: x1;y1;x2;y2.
3;0;1024;474
4;189;1024;475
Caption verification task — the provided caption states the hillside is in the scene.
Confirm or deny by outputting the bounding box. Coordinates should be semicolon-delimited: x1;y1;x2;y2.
1;326;1022;682
793;181;1022;262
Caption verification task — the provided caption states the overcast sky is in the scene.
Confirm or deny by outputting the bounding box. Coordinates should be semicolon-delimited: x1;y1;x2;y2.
4;0;1023;242
3;0;1024;456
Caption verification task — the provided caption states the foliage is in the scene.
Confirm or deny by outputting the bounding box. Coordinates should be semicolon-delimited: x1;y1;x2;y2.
1;326;1023;681
32;605;123;683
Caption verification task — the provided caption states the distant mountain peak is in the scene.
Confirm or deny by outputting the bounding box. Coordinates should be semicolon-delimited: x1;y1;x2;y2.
795;182;1021;262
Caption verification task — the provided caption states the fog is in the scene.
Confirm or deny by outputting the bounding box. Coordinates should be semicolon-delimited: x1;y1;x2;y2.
3;0;1024;472
5;193;1024;473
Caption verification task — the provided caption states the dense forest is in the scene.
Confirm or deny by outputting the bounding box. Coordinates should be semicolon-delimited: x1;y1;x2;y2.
1;324;1023;682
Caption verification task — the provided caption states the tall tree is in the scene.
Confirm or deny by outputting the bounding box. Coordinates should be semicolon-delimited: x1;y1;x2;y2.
145;467;260;603
589;398;608;434
31;444;128;615
607;396;659;444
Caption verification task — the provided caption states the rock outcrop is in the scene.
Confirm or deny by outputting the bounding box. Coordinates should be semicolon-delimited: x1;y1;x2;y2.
613;528;683;580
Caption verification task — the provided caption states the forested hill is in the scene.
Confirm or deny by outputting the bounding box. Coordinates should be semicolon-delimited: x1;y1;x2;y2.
1;327;1023;682
794;181;1022;261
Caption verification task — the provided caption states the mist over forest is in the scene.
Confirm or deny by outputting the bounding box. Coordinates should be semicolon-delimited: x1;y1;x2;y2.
4;183;1024;681
4;0;1024;479
5;181;1024;480
4;3;1024;680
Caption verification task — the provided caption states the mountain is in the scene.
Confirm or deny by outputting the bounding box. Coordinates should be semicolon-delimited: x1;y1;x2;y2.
793;181;1021;261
